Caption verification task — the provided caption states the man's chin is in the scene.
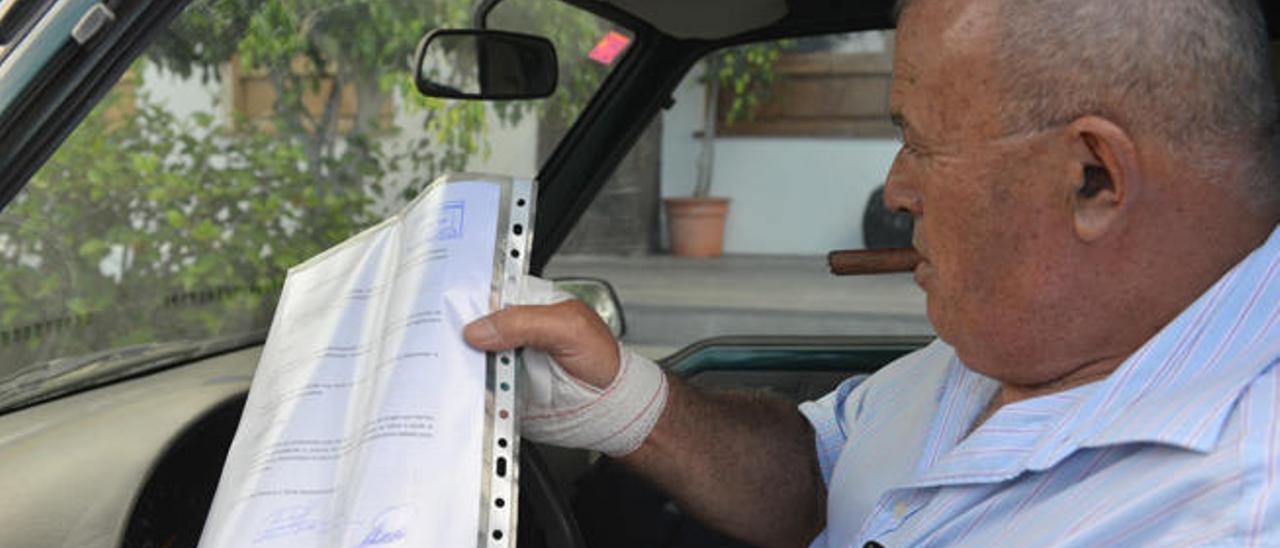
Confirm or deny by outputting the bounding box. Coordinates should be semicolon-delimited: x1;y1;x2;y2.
912;259;933;290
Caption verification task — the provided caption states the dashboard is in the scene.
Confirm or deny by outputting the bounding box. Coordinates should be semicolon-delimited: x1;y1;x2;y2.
0;347;260;547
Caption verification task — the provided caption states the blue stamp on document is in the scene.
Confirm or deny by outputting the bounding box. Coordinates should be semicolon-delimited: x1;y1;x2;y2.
431;201;465;241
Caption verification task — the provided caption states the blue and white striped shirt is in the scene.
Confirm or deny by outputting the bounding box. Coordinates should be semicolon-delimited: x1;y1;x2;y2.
801;225;1280;546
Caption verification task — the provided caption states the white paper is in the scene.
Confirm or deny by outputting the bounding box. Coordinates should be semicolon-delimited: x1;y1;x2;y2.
200;180;505;548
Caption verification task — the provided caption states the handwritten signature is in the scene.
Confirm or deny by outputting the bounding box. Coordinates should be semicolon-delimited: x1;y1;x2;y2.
358;506;412;546
249;503;412;546
253;505;327;543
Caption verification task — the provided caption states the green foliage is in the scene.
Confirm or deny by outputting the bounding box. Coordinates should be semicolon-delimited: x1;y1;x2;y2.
0;78;378;368
0;0;486;371
149;0;488;181
0;0;621;374
690;41;789;198
712;41;789;125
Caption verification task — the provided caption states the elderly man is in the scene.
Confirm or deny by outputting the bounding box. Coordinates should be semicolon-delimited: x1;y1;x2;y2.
465;0;1280;545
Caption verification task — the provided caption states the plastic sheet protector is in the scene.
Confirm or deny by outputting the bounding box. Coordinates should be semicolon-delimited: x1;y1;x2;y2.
200;175;533;548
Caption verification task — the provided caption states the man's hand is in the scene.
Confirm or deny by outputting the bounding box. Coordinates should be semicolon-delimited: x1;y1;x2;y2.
461;281;825;547
463;298;619;388
463;280;669;456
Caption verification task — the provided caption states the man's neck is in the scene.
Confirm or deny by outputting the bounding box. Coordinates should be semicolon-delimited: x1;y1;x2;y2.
971;355;1127;433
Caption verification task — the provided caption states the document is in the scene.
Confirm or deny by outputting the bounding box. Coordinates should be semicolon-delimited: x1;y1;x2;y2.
200;177;529;548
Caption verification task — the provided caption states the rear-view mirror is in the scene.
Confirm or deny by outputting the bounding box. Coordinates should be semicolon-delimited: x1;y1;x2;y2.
413;29;558;100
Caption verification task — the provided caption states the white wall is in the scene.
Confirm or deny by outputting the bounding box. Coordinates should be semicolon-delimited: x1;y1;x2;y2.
143;64;221;122
374;102;538;214
464;108;539;178
660;66;899;255
386;100;538;179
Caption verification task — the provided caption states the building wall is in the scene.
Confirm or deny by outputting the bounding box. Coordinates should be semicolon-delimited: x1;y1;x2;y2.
376;103;539;214
660;65;899;255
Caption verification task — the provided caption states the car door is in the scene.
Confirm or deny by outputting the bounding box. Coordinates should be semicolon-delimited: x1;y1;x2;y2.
0;1;928;546
0;0;637;546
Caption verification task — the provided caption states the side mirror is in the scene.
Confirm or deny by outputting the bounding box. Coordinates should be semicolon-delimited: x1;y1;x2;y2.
552;278;626;339
413;29;558;100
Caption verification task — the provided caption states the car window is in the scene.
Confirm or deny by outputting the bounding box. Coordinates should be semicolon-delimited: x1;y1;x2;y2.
0;0;628;409
544;31;933;358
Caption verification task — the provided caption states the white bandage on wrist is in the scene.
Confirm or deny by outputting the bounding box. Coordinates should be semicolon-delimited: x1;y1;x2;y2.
516;277;669;456
520;345;668;456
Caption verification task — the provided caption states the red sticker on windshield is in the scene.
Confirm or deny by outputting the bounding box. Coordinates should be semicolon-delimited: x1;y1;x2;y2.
588;31;631;65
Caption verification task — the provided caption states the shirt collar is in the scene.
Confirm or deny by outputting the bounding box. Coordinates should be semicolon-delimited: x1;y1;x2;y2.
907;224;1280;489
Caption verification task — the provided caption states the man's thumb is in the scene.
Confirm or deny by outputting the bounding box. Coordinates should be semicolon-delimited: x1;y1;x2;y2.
463;301;620;388
463;303;578;353
463;316;505;349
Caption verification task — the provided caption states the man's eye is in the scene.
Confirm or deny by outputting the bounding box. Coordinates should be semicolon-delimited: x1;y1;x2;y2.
894;128;922;157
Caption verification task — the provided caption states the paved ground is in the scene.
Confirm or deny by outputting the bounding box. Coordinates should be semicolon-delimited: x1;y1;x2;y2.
544;254;933;359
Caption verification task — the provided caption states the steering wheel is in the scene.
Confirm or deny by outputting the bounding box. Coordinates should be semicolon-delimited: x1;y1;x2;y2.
517;440;588;548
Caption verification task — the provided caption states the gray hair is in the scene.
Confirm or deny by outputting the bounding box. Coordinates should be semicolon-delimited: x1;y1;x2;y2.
896;0;1280;203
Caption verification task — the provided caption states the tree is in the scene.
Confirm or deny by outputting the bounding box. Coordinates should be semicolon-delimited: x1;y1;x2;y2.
0;0;617;371
148;0;488;193
0;77;378;367
693;42;787;199
0;0;483;369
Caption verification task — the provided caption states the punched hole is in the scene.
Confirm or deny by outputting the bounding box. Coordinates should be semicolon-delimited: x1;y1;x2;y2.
496;457;507;477
510;249;520;258
516;198;526;207
493;530;504;540
495;497;506;508
513;224;523;235
498;438;508;448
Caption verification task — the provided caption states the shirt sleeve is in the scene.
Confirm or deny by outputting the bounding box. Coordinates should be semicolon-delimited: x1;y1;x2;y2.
799;374;869;485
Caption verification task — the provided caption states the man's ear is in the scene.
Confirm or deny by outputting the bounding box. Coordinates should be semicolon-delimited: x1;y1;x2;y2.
1066;116;1140;242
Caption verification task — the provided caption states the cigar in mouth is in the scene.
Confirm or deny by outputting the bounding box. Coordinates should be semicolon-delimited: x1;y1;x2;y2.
827;248;923;276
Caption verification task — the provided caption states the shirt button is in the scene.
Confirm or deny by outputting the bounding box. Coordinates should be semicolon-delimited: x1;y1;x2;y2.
893;500;909;518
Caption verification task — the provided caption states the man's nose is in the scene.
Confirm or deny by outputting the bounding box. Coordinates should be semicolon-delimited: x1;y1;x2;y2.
882;151;922;216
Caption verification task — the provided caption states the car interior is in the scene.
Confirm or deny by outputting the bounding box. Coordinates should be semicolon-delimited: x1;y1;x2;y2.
0;1;1279;547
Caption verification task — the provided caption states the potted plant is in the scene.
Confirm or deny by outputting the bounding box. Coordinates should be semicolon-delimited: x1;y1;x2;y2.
665;46;783;257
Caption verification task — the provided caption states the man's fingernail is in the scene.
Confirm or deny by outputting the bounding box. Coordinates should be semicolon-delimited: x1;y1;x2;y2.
465;318;501;346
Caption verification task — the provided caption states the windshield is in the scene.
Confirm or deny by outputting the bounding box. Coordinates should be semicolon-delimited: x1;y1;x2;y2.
0;0;631;411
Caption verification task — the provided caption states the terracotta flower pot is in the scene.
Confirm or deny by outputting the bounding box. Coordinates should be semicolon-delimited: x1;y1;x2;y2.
664;197;730;257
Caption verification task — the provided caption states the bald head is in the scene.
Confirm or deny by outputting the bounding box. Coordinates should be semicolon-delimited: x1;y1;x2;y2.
897;0;1280;208
885;0;1280;392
